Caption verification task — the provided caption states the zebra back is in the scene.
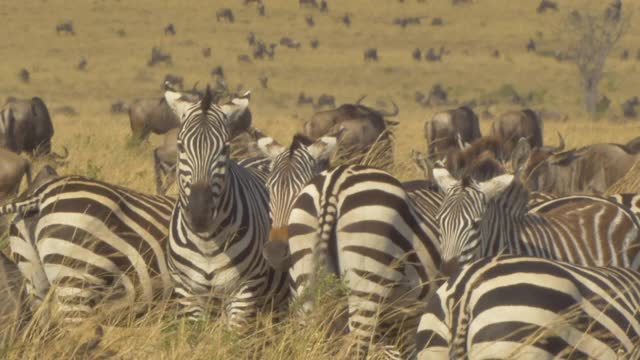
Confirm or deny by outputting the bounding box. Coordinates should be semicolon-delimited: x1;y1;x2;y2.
417;255;640;359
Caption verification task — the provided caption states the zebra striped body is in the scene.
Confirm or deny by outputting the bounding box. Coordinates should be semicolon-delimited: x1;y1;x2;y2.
416;256;640;359
433;168;640;275
164;88;288;325
3;175;173;323
288;165;441;358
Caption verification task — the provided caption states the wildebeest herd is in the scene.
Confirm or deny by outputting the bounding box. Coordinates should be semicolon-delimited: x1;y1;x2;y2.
1;83;639;358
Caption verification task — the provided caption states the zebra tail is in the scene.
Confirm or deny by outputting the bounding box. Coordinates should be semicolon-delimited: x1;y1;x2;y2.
0;196;41;217
311;196;339;288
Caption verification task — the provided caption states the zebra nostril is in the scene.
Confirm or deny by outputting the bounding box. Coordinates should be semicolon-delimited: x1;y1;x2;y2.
440;258;460;277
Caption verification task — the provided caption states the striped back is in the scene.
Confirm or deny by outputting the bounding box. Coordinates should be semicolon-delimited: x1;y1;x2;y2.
6;175;174;323
416;256;640;359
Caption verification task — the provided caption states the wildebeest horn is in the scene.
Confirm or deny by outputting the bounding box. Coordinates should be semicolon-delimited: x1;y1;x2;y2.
355;95;367;104
540;132;565;152
50;146;69;161
191;81;200;91
378;99;399;117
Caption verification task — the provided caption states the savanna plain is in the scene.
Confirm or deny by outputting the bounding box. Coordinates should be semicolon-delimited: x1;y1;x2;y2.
1;0;640;358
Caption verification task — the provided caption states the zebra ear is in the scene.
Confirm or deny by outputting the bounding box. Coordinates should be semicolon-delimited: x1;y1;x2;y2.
477;174;514;200
164;89;191;121
511;138;531;177
433;167;458;194
307;136;338;162
257;137;286;158
220;97;250;129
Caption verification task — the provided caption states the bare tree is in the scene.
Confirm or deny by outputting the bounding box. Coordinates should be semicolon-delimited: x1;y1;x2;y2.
557;2;629;118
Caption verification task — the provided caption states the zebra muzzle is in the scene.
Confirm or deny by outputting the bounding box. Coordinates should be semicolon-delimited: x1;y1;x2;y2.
186;184;215;232
440;258;460;277
263;227;291;271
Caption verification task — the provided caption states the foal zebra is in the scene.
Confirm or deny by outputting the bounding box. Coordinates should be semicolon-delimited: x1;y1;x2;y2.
163;86;288;326
287;164;442;358
432;167;640;276
2;175;174;323
416;256;640;359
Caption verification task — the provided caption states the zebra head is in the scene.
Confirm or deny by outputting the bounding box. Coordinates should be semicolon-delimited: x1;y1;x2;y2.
164;85;250;233
257;133;338;271
433;167;514;276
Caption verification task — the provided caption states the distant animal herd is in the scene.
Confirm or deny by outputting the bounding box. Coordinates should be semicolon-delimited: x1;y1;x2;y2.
0;0;639;358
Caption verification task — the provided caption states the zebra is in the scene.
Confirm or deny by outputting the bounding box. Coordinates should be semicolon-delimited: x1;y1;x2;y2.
163;86;288;326
286;164;442;358
432;166;640;276
1;175;174;323
416;255;640;359
255;132;339;271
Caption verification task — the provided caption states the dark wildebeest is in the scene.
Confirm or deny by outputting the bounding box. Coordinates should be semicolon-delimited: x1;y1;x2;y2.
55;21;75;35
164;23;176;36
297;92;314;106
424;106;481;161
364;48;378;62
342;13;352;27
310;39;320;49
216;8;235;22
202;47;212;58
526;38;536;52
303;97;399;168
509;137;639;195
490;109;543;161
315;94;336;109
1;97;55;156
77;57;87;71
537;0;558;13
412;48;421;61
280;37;301;49
306;15;315;27
0;148;31;201
211;66;224;79
299;0;318;8
148;47;172;66
19;69;29;83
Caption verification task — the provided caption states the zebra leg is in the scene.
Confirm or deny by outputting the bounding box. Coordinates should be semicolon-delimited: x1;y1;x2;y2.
171;283;207;320
226;282;261;331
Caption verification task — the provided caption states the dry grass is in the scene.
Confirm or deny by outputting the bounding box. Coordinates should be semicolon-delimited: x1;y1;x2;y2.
3;0;640;358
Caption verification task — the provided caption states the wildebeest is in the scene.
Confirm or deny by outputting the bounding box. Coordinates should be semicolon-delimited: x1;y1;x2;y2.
341;13;352;27
412;48;421;61
0;148;31;200
306;15;315;27
280;37;301;49
489;109;543;160
110;101;129;114
303;97;400;168
363;48;378;62
55;21;74;35
163;74;184;90
77;57;87;71
310;39;320;49
216;8;235;22
210;66;224;79
526;38;536;52
424;106;481;161
537;0;558;13
297;92;314;106
147;47;172;66
511;137;639;195
128;98;180;140
315;94;336;109
299;0;318;8
202;47;212;58
19;69;29;83
392;16;425;28
1;97;55;156
259;76;268;89
164;23;176;36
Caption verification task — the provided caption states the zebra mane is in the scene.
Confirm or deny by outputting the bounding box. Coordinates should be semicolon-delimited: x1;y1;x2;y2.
200;85;213;113
289;133;314;158
461;176;473;188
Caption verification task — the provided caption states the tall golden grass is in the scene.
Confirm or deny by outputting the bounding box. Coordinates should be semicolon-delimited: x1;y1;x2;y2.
2;0;640;358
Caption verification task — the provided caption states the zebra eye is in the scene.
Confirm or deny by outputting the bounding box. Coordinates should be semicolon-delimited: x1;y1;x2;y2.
472;217;481;227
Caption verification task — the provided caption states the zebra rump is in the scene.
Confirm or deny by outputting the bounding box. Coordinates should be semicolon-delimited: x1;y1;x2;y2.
287;164;441;358
3;175;174;323
416;255;640;359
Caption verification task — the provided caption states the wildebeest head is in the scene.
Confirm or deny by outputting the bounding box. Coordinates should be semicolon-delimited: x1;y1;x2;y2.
257;132;339;270
165;84;250;233
511;133;568;192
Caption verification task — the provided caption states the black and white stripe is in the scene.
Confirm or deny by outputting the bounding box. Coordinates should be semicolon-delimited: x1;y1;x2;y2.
164;87;288;326
416;255;640;359
287;164;442;358
2;175;174;323
433;167;640;276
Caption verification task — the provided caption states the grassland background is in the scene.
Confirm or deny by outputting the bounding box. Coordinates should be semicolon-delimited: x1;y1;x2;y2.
1;0;640;358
